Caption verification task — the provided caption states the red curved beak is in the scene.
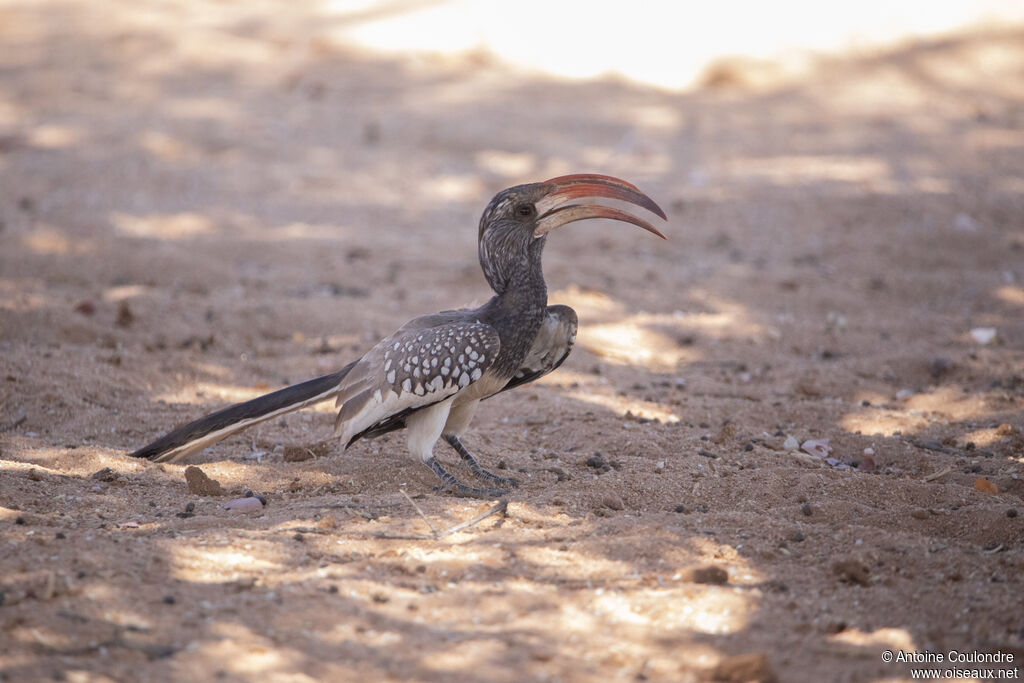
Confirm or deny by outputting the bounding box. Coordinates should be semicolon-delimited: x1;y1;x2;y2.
534;174;667;239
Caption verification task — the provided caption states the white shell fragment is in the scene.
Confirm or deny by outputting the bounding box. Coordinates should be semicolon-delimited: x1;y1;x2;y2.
224;497;264;512
801;438;831;459
969;327;997;345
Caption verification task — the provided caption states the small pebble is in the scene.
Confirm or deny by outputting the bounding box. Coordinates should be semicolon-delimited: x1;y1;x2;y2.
801;439;830;458
973;477;999;495
116;301;135;328
601;494;624;511
679;565;728;585
224;497;264;512
969;327;997;345
1007;509;1018;518
801;503;813;517
243;490;268;505
91;467;118;482
782;435;799;450
546;466;569;482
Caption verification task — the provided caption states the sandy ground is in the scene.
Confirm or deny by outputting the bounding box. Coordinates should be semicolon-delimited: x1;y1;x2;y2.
2;3;1024;682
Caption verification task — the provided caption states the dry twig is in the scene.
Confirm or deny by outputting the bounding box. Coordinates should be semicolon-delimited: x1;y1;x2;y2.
372;497;509;540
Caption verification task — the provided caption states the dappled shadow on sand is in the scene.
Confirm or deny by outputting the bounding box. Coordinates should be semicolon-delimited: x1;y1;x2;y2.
1;2;1023;680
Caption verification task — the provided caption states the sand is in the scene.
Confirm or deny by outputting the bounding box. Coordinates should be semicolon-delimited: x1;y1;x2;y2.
1;4;1022;681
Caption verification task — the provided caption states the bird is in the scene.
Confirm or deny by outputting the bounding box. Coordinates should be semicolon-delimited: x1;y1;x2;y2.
130;174;666;497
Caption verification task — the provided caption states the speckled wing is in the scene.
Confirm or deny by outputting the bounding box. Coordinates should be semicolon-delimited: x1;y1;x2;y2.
333;314;501;446
498;304;578;395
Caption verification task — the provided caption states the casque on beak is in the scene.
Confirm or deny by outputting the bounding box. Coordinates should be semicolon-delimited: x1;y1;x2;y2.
533;174;667;239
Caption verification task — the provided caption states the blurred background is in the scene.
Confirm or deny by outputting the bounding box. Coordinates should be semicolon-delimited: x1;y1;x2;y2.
329;0;1024;89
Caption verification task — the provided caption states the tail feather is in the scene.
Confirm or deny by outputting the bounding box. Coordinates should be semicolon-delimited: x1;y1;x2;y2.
130;363;356;462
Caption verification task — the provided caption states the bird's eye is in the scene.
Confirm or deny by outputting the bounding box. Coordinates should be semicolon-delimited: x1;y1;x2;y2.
515;204;536;218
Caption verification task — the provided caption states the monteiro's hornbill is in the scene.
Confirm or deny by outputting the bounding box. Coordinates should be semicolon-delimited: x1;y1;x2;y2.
130;175;666;497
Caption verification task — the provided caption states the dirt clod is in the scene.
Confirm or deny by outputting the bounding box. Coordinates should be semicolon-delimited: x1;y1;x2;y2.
284;441;331;462
601;494;624;511
681;565;729;585
184;466;225;496
116;301;135;327
973;477;999;495
833;560;870;586
91;467;118;482
712;653;777;683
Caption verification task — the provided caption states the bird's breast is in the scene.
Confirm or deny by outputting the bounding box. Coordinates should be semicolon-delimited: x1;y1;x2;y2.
451;368;512;405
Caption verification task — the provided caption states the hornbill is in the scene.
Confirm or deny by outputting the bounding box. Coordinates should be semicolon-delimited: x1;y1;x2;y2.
130;175;667;497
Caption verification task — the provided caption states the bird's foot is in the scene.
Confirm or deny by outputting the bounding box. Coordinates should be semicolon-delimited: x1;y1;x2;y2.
426;457;507;499
469;467;519;489
443;434;520;489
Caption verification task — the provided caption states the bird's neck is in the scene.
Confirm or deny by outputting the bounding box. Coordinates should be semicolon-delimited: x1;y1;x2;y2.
482;248;549;378
488;237;548;315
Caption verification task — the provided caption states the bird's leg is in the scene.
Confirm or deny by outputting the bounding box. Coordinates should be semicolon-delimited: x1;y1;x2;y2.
425;457;508;499
444;434;519;488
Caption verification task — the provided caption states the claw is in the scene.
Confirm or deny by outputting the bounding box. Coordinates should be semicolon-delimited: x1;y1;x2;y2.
426;455;507;499
443;434;519;489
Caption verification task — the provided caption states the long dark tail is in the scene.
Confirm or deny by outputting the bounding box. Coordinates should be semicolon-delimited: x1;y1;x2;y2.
130;362;356;462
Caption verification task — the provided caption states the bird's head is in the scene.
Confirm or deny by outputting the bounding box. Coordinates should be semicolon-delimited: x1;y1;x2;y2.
478;174;666;293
